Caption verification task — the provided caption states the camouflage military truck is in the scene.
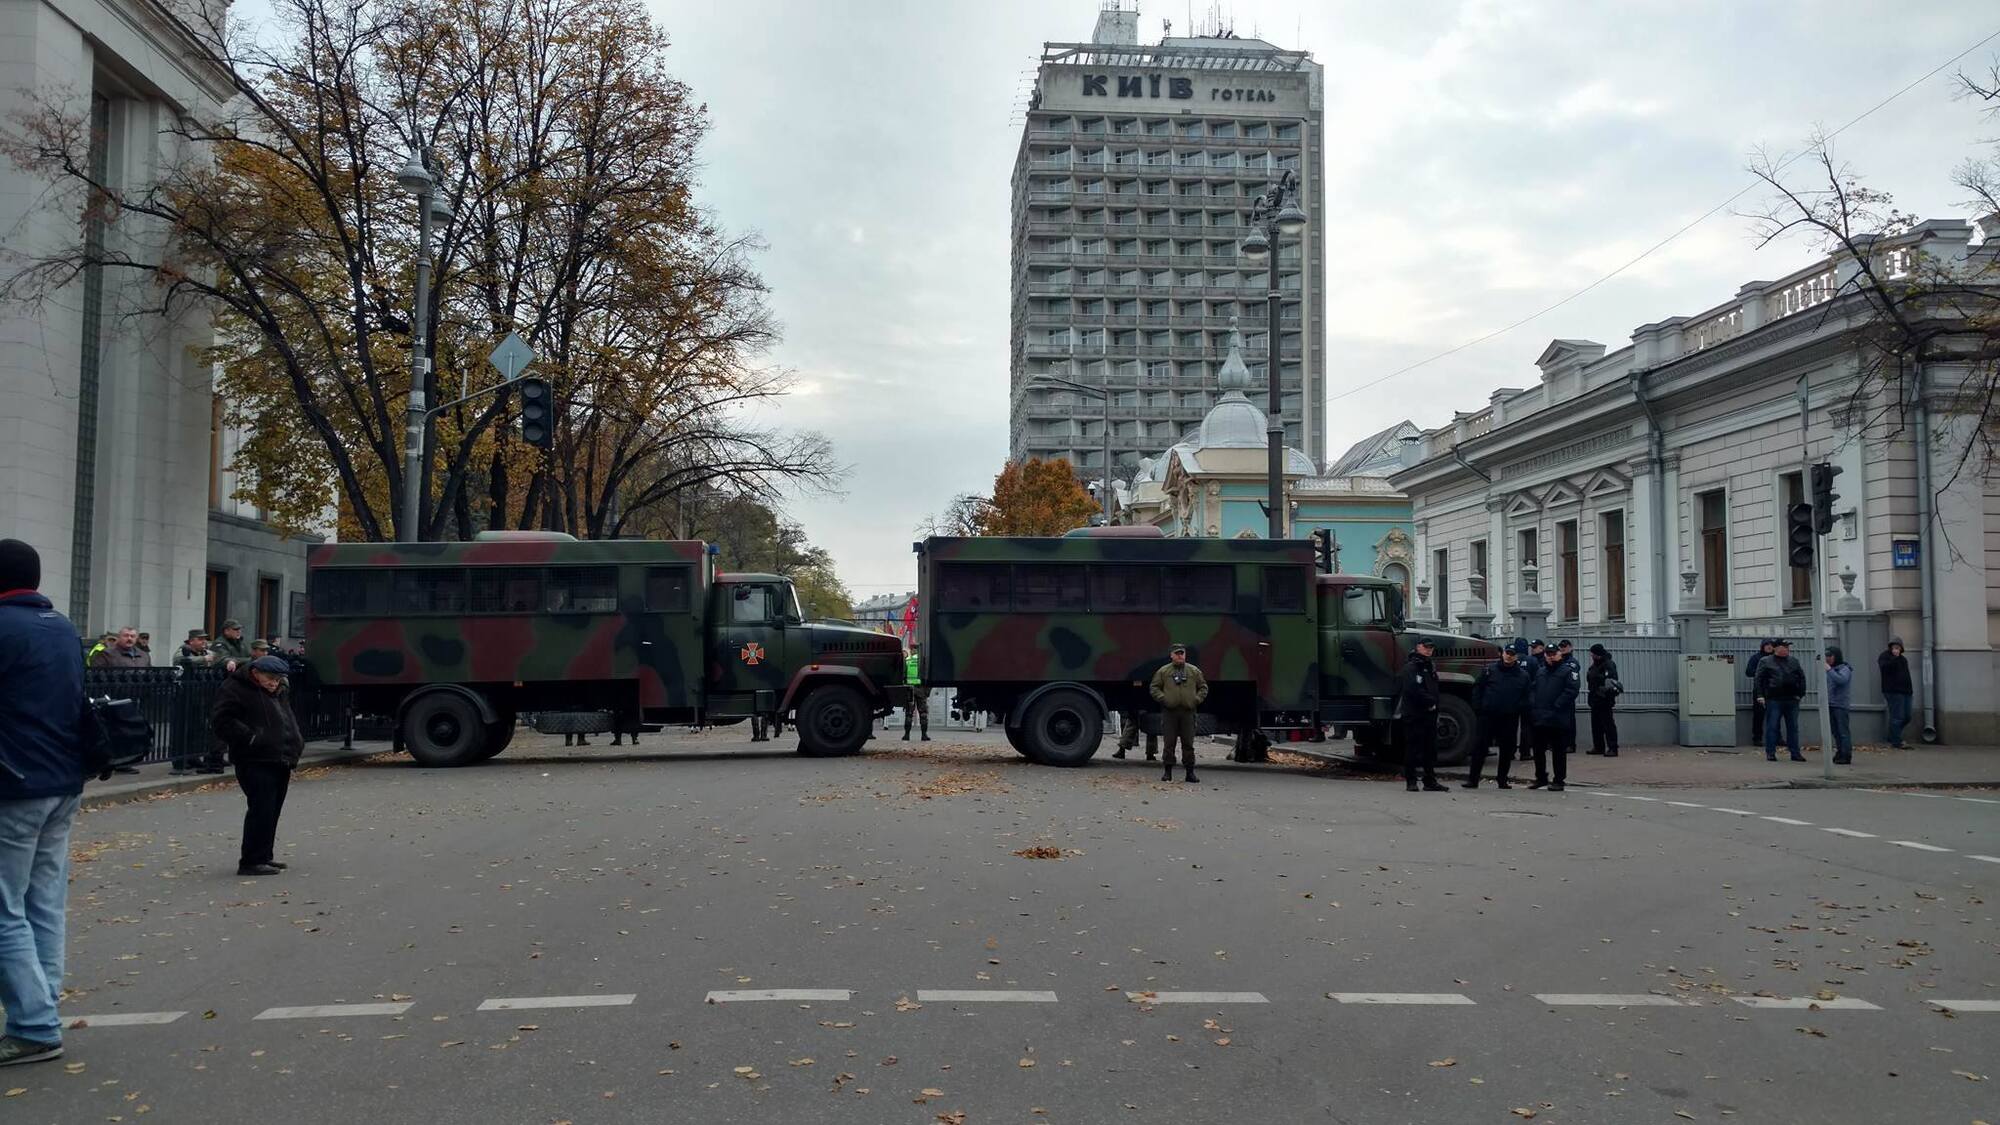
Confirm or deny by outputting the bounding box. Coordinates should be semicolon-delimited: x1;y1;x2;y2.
914;531;1498;766
305;532;907;765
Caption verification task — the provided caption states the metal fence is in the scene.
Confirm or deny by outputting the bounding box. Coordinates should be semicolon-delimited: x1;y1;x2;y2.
1708;635;1825;708
83;658;353;766
1560;635;1682;710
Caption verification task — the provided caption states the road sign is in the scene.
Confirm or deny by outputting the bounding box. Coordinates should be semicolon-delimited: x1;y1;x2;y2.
488;332;535;382
1892;539;1919;569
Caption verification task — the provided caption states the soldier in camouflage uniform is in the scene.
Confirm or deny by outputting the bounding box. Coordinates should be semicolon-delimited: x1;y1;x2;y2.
1149;644;1208;783
1111;711;1157;761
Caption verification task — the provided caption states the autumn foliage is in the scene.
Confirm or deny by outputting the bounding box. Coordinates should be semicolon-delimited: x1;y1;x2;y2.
976;459;1101;537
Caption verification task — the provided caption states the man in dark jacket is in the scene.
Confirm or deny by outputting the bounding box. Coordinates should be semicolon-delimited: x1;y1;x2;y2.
1745;639;1775;748
212;655;306;876
1397;638;1446;792
1585;643;1621;757
1466;639;1531;789
0;539;94;1068
1528;645;1579;790
1878;637;1913;749
1517;640;1545;762
1754;639;1808;762
211;618;253;668
1149;644;1208;783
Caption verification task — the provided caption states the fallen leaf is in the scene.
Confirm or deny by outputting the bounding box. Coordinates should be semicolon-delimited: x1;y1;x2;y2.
516;1024;539;1032
937;1113;967;1125
440;1040;465;1048
1429;1057;1456;1068
921;1087;946;1098
1019;1058;1036;1068
1214;1037;1231;1047
1511;1110;1537;1120
895;996;923;1013
4;1088;25;1097
1676;1113;1695;1121
790;1058;814;1067
1796;1026;1827;1038
1952;1070;1987;1082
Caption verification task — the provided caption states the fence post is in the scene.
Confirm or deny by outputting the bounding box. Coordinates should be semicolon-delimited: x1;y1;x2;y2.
1457;575;1496;638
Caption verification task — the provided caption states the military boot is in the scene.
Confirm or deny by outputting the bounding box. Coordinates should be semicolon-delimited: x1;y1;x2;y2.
1183;767;1199;784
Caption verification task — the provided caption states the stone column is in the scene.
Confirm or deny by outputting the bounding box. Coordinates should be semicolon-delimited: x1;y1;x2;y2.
1457;574;1495;638
1509;562;1551;641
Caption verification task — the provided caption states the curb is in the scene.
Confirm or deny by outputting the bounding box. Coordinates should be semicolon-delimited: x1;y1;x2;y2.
80;743;393;811
1283;743;1995;791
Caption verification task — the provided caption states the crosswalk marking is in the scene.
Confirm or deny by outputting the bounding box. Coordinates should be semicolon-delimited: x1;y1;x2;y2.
67;1011;186;1027
1889;840;1952;852
916;990;1058;1003
703;989;850;1003
1761;816;1813;826
1707;807;1757;815
1327;992;1475;1005
1127;991;1268;1004
255;1003;413;1020
1664;801;1708;808
1930;999;2000;1012
1532;994;1688;1007
477;994;637;1011
1968;855;2000;864
1822;827;1877;838
1731;996;1881;1010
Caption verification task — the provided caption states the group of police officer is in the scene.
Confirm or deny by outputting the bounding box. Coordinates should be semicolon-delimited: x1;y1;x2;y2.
1397;636;1608;793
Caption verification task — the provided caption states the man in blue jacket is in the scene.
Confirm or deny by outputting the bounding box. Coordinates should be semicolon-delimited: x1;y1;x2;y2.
0;539;92;1068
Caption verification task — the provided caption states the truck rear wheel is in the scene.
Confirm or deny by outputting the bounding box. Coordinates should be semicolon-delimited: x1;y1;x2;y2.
1004;725;1032;757
1434;694;1478;766
796;684;868;757
1020;688;1103;767
404;692;490;767
474;717;515;762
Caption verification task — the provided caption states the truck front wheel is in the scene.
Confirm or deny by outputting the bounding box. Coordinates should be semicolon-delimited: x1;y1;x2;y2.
1004;725;1032;757
796;684;869;757
1434;695;1479;766
403;691;491;767
1020;688;1103;767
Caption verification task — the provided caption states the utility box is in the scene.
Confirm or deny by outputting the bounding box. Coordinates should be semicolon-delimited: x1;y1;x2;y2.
1679;654;1736;746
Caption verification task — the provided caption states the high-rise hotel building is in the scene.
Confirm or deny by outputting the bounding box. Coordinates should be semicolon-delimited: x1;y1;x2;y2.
1009;6;1326;483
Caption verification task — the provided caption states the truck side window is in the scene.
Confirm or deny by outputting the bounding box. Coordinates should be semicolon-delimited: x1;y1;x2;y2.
1014;565;1086;611
1340;586;1391;628
1090;566;1160;613
938;565;1011;611
548;567;618;613
1161;565;1232;611
731;585;773;624
645;567;691;613
469;569;542;613
1262;566;1305;613
311;570;389;616
392;569;466;615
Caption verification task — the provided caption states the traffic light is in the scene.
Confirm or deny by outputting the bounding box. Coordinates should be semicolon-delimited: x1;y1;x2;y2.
1786;502;1816;569
1310;528;1335;573
517;377;553;449
1810;462;1841;535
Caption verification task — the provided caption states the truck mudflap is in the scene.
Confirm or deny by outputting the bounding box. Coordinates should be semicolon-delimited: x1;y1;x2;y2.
776;664;893;713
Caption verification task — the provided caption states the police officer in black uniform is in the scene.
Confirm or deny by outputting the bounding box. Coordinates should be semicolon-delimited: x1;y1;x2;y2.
1528;644;1579;791
1517;639;1545;762
1467;638;1532;789
1397;637;1446;792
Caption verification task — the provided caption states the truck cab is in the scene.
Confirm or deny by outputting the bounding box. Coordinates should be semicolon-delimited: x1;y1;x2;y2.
705;573;907;755
1315;572;1499;764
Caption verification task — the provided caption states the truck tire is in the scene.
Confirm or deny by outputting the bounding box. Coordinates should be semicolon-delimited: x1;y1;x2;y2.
1004;725;1032;757
1019;688;1103;767
404;691;490;767
474;717;515;761
1433;694;1478;766
796;684;869;757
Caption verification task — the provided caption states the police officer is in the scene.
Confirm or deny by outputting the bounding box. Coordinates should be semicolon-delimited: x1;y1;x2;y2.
1148;644;1207;783
1397;637;1446;792
1111;710;1158;761
1528;644;1579;791
1517;639;1545;762
902;644;930;742
1467;639;1532;789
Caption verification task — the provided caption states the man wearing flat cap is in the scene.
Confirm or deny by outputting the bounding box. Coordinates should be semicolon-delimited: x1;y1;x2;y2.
211;654;305;875
1148;643;1208;784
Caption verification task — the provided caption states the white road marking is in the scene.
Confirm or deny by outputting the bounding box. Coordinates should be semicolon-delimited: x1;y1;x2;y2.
1327;992;1476;1005
1532;994;1689;1007
1955;796;1998;805
702;989;850;1003
477;994;637;1011
67;1011;186;1027
1611;795;1660;802
1127;991;1269;1004
1707;808;1757;815
1730;996;1880;1010
916;990;1058;1003
1931;999;2000;1012
1664;801;1708;808
1822;828;1877;838
255;1003;413;1020
1968;855;2000;864
1889;840;1952;853
1761;816;1813;826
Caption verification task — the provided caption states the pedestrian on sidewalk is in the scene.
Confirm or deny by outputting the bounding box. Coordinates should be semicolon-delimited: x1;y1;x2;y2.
1585;644;1622;757
1745;639;1775;748
1466;639;1531;789
1517;639;1545;762
1396;637;1446;792
0;539;93;1069
1111;710;1158;761
1149;643;1207;784
1824;646;1854;765
211;655;304;876
1528;644;1578;791
1878;637;1912;749
1754;639;1807;762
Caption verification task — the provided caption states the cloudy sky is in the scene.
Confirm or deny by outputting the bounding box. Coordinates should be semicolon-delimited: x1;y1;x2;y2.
651;0;1992;600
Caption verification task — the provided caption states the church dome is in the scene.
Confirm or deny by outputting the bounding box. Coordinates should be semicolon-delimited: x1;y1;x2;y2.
1195;319;1269;448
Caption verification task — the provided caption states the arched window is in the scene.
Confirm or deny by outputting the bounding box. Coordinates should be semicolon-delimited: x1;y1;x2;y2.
1382;562;1411;605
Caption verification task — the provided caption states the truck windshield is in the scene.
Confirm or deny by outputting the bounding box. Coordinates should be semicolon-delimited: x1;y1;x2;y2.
779;583;805;622
1340;586;1393;628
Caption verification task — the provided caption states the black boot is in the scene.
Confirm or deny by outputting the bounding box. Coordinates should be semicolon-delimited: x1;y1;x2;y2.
1112;748;1127;759
1183;768;1199;784
1161;765;1174;782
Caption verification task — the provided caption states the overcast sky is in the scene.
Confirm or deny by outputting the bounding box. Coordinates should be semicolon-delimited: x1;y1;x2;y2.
651;1;1991;599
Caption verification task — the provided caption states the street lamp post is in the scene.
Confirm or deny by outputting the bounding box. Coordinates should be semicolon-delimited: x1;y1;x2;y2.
1238;168;1307;540
395;148;453;542
1027;374;1113;523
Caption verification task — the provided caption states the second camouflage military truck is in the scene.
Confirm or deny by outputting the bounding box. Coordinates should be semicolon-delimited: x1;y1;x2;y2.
305;532;907;765
913;531;1498;766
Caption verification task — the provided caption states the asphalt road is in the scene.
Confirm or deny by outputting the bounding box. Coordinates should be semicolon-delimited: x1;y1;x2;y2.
11;729;1997;1124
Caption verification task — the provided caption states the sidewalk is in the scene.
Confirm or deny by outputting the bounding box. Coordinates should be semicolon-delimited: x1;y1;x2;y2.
80;740;393;810
1293;740;2000;789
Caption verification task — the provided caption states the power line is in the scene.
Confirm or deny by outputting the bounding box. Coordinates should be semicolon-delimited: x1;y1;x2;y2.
1328;24;2000;404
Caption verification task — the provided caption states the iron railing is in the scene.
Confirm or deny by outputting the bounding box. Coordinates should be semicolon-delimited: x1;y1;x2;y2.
83;658;354;765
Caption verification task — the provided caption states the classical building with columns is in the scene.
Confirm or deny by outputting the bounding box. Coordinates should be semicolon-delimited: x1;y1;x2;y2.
1390;219;2000;742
